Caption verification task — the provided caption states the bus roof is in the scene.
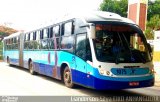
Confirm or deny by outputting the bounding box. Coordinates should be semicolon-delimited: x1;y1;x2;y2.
56;11;135;24
8;11;136;35
3;32;22;40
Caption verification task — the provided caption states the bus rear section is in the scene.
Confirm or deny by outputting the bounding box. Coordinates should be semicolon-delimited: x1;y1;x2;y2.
3;32;23;66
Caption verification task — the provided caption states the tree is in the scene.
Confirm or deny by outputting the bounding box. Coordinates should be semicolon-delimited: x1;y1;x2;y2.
144;28;154;39
0;25;17;41
100;0;160;19
100;0;160;40
147;0;160;21
144;0;160;39
145;14;160;39
100;0;128;17
145;0;160;39
147;15;160;30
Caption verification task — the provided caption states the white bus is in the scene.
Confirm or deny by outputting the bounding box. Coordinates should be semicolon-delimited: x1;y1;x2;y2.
3;11;154;90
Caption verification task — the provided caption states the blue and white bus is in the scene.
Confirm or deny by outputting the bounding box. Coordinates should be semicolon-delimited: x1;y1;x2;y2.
3;11;154;90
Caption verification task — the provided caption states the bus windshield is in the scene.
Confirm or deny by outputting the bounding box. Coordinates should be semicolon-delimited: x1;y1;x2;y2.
93;24;151;63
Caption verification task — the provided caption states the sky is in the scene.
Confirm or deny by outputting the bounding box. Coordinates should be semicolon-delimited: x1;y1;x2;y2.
0;0;103;31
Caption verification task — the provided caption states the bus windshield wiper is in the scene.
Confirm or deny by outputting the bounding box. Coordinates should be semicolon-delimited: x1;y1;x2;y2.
115;32;123;64
121;33;135;63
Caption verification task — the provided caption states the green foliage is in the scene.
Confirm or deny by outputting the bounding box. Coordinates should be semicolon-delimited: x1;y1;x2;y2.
100;0;128;17
0;32;5;35
148;0;160;21
147;15;160;30
145;0;160;39
99;0;160;40
145;14;160;39
144;28;154;39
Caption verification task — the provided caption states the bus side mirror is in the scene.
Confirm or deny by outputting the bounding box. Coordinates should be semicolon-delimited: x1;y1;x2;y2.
79;23;95;39
147;43;152;53
90;24;96;39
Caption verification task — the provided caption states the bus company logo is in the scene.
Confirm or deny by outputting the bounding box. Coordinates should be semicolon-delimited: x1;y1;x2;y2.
1;96;18;102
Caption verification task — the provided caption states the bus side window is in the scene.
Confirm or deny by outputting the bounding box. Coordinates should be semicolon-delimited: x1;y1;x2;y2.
36;31;40;40
61;22;74;51
33;32;36;40
18;36;20;43
43;28;48;39
7;39;9;50
63;21;74;36
12;38;15;50
7;39;10;50
76;34;87;60
40;30;43;39
53;25;60;37
33;31;38;49
24;33;29;50
25;34;27;41
48;27;53;50
7;40;9;50
50;27;53;38
41;29;49;50
36;30;41;49
28;32;34;50
9;38;12;50
48;25;60;50
6;40;8;50
15;37;18;50
28;33;30;41
11;38;13;50
30;32;33;41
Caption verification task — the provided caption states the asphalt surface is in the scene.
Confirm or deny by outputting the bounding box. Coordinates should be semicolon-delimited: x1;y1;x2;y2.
0;62;160;102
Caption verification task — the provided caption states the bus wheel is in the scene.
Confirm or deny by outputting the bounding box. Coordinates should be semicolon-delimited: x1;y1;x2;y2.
29;61;36;75
63;66;74;88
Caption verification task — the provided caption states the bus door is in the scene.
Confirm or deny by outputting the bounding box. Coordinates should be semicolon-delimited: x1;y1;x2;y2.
75;34;90;85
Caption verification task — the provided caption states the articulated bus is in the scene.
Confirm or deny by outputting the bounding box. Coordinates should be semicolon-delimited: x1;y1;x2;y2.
3;11;154;90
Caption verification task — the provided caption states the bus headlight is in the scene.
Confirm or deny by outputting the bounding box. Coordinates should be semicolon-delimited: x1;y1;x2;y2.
99;69;111;76
99;69;105;75
106;71;110;75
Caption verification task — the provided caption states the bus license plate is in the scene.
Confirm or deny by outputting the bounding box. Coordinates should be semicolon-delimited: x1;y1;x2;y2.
129;82;139;86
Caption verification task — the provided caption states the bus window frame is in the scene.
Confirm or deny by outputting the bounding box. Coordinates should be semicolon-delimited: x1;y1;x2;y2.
60;20;75;52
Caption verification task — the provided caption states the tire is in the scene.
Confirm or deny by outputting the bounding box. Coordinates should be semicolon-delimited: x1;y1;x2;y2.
63;66;74;88
29;61;36;75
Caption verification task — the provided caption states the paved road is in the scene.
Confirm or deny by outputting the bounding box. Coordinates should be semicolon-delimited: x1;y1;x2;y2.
0;62;160;101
